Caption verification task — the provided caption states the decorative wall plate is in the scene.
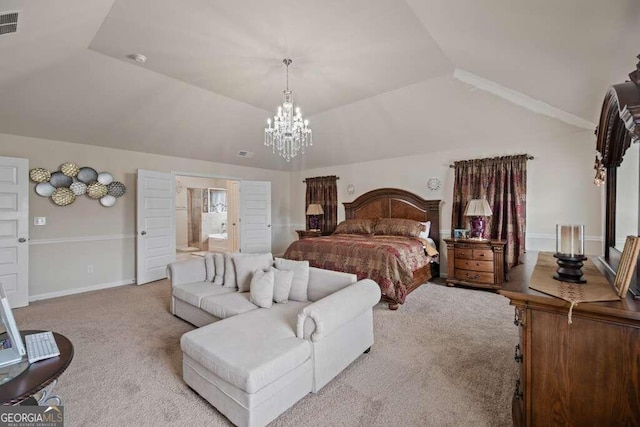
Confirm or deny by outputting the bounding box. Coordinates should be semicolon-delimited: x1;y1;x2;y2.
29;168;51;183
100;195;116;207
107;181;126;197
97;172;113;185
346;184;355;195
51;188;75;206
60;162;79;177
87;182;108;199
49;172;73;188
427;177;441;191
77;167;98;184
35;182;55;197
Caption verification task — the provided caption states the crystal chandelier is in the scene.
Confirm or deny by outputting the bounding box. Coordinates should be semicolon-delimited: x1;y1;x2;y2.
265;59;312;161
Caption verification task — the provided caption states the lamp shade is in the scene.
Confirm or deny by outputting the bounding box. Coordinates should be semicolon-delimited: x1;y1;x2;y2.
306;204;324;216
464;199;493;217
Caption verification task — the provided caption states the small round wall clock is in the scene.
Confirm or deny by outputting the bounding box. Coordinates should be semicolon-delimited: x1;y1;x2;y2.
427;177;441;191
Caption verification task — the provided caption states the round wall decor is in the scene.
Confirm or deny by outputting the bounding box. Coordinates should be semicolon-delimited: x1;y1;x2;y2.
99;195;116;207
97;172;113;185
29;168;51;183
86;182;108;199
35;182;55;197
51;188;76;206
346;184;355;195
60;162;80;177
70;181;87;196
107;181;126;198
49;172;73;188
77;167;98;184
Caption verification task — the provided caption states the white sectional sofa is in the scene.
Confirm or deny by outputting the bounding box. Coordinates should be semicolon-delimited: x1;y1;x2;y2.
167;253;381;427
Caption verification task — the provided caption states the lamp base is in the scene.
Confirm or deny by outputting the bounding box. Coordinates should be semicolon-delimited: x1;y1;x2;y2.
553;253;588;284
469;216;486;239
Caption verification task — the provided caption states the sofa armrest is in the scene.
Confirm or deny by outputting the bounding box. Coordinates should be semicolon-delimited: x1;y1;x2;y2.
296;279;381;342
166;257;207;287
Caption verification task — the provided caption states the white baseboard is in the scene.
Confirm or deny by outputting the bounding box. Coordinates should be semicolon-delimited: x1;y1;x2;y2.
29;278;136;302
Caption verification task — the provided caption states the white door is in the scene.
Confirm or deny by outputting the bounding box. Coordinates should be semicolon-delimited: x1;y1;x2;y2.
136;170;175;284
240;181;271;253
0;157;29;307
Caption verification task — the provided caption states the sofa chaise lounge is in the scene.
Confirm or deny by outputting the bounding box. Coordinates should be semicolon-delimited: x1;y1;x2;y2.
168;253;381;427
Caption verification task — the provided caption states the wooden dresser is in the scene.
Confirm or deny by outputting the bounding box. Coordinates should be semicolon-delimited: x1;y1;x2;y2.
444;238;506;290
499;256;640;426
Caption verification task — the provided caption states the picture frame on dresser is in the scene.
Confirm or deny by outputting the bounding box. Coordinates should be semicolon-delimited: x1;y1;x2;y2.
453;229;469;239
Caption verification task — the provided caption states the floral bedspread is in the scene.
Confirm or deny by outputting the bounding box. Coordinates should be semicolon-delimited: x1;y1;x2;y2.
283;234;432;304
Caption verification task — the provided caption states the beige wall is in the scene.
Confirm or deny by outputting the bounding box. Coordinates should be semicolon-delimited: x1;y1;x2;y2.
289;130;603;274
0;133;291;300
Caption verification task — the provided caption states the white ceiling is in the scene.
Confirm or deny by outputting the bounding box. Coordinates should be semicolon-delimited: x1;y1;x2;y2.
0;0;637;171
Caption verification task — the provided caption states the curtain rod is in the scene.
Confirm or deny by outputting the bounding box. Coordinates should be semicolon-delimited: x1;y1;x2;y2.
302;176;340;183
448;155;534;168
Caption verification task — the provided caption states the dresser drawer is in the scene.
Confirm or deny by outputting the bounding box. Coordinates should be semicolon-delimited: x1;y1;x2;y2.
473;248;494;261
454;269;495;284
455;259;494;272
455;248;473;259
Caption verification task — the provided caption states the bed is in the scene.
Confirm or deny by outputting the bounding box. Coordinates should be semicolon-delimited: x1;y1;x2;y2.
284;188;441;310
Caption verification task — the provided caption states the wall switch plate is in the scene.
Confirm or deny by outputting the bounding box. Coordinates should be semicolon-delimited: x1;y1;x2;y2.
34;217;46;226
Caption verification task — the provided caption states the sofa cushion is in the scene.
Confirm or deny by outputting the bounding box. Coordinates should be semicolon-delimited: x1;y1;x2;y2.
172;283;234;307
213;253;225;285
200;292;259;319
250;269;274;308
204;253;216;282
180;301;311;394
234;253;274;292
271;267;294;303
274;258;310;302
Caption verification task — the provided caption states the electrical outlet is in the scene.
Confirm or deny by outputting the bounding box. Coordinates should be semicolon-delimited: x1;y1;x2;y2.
34;217;46;226
87;265;94;274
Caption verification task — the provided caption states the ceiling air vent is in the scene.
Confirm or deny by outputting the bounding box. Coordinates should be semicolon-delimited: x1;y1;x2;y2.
237;150;254;159
0;11;19;36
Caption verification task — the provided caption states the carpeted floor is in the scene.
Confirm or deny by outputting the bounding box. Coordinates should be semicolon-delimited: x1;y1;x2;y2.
13;280;518;426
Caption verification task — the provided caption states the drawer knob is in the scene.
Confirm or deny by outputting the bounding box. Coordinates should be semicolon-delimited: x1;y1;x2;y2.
466;273;479;280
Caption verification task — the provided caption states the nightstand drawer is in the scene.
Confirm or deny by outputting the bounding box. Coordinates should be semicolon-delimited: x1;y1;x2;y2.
473;249;494;261
455;269;495;284
454;248;473;259
455;259;494;272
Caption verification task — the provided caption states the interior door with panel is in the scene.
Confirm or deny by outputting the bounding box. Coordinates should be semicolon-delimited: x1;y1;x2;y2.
240;181;271;253
136;170;175;285
0;156;29;307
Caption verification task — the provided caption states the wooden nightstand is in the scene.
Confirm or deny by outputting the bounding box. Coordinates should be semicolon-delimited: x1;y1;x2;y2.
444;238;506;290
295;230;330;239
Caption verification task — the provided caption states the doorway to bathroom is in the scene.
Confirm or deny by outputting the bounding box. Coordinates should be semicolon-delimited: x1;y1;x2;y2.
174;175;240;260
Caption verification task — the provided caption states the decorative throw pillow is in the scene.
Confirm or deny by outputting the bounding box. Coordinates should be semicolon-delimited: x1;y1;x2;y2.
419;221;431;239
223;252;240;288
233;253;274;292
373;218;425;238
271;267;294;303
250;269;274;309
333;219;376;235
274;258;310;302
204;253;216;282
213;253;224;285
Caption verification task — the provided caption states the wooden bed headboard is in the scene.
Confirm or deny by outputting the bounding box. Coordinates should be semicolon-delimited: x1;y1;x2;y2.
343;188;441;251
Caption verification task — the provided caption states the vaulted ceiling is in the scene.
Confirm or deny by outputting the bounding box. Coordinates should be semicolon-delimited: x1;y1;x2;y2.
0;0;638;171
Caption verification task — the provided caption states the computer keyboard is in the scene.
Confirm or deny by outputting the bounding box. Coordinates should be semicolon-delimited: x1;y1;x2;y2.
25;332;60;364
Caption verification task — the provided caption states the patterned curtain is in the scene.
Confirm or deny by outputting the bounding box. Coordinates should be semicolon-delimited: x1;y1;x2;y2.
305;176;338;232
452;155;528;267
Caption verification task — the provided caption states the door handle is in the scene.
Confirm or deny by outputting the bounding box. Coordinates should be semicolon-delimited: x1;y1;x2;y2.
141;231;147;235
267;224;271;228
18;237;26;243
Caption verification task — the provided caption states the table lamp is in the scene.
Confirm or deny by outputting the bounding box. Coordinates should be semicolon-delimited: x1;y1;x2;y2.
553;224;587;283
306;204;324;231
464;199;493;239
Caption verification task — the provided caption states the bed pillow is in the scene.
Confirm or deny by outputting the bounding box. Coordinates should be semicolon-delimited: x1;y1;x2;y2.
274;258;310;302
373;218;425;238
270;267;294;303
333;219;376;235
419;221;431;240
249;269;274;309
233;253;274;292
213;253;225;285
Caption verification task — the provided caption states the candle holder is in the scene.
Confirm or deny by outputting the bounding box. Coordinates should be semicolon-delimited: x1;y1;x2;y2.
553;224;587;284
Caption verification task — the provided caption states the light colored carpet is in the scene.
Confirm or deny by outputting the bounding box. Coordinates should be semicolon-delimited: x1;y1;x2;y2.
13;281;518;426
